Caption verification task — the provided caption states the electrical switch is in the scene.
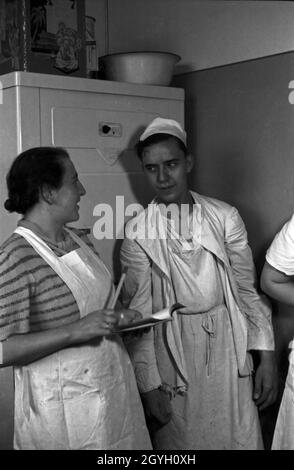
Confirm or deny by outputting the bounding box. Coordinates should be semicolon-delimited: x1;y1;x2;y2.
99;122;122;137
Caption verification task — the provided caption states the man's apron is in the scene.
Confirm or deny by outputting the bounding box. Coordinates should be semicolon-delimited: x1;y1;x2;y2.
13;226;151;450
272;340;294;450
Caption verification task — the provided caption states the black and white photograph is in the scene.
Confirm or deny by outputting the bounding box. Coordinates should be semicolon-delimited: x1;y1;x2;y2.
0;0;293;459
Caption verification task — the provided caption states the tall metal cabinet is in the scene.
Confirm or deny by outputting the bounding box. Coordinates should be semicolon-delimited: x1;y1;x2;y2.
0;71;184;448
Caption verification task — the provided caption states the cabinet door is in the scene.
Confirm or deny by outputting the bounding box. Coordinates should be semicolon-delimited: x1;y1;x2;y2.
39;87;183;277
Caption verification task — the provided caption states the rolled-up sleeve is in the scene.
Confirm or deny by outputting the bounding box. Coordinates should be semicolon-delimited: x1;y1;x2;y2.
120;237;162;392
266;215;294;276
0;250;32;341
225;207;274;351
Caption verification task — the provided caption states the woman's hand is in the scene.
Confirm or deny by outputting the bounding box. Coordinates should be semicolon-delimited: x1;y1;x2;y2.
2;309;120;367
71;309;120;342
1;309;142;367
116;309;142;327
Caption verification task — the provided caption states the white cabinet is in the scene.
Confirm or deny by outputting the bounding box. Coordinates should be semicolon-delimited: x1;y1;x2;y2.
0;71;184;276
0;71;184;448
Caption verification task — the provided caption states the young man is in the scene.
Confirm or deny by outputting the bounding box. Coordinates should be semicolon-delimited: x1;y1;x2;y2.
120;117;277;450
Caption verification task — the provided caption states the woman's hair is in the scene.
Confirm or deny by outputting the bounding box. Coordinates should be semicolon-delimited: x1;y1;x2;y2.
4;147;70;214
136;133;188;160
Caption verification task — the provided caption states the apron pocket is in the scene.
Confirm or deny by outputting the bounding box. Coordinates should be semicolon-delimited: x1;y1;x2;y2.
62;390;107;449
23;389;107;449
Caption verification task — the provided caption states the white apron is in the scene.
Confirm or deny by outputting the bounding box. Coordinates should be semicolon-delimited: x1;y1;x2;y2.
13;226;151;450
272;340;294;450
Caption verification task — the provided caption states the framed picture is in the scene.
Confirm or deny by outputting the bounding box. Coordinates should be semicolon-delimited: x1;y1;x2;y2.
0;0;87;77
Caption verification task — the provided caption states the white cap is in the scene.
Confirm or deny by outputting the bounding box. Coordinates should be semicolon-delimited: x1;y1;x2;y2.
139;117;187;147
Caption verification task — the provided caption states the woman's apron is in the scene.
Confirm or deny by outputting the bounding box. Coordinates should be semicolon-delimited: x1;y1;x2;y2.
272;340;294;450
13;226;151;450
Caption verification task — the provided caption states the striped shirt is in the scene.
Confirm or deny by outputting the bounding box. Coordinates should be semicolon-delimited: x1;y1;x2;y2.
0;227;99;341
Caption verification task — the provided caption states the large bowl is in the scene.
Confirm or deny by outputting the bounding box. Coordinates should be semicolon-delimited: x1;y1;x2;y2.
99;51;181;86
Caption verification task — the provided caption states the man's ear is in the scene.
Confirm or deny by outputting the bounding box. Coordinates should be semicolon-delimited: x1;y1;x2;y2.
186;154;194;173
39;184;56;205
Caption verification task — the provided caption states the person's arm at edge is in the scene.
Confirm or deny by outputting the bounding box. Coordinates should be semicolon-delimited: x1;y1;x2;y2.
1;308;122;367
261;260;294;306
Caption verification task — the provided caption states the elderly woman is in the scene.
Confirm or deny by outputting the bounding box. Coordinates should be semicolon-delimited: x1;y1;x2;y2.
0;147;151;450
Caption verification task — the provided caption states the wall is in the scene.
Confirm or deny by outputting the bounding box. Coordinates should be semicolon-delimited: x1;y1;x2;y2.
107;0;294;73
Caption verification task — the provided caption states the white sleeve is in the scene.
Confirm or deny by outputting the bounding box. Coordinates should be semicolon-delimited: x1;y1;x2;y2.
266;215;294;275
225;206;274;350
120;237;162;392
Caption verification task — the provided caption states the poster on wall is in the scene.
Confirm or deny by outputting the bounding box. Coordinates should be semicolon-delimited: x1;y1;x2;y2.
0;0;86;77
31;0;83;74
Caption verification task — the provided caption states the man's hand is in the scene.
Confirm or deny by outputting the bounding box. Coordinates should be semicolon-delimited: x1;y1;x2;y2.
141;388;172;430
253;350;278;411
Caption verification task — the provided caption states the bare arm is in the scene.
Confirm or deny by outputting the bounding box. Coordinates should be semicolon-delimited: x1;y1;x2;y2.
261;261;294;306
1;308;137;367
